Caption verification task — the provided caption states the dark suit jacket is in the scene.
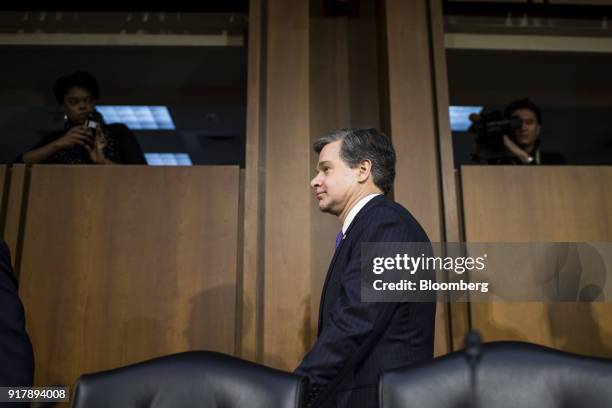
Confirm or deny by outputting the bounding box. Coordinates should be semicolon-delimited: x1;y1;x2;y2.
295;195;436;408
0;239;34;388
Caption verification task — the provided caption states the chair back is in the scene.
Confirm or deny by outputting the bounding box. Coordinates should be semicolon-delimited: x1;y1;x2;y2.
380;341;612;408
71;351;304;408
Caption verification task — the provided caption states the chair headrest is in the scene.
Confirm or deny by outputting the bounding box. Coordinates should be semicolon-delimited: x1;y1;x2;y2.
380;341;612;408
72;351;305;408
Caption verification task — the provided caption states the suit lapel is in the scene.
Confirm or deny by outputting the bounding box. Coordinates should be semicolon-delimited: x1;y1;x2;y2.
316;195;386;335
316;240;344;336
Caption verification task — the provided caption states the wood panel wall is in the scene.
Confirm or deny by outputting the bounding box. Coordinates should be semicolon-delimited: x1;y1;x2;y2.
1;165;27;264
241;0;264;364
428;0;471;351
242;0;455;368
241;0;458;367
15;166;240;388
462;166;612;357
242;0;314;371
383;0;455;355
309;0;383;351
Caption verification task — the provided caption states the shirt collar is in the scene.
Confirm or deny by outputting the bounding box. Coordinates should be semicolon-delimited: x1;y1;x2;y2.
342;193;381;235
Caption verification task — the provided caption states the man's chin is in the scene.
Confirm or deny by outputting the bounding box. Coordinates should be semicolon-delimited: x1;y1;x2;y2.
317;200;330;212
317;201;338;216
516;136;535;147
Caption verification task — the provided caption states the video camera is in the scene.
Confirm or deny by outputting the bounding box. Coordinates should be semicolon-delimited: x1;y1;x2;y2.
468;108;522;163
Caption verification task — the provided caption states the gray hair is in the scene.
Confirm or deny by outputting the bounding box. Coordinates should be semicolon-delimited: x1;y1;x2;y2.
313;128;396;195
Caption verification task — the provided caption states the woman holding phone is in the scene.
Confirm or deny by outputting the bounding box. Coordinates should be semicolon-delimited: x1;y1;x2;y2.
16;71;146;165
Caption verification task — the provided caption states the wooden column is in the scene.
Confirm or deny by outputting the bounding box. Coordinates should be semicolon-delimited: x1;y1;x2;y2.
1;164;28;274
309;0;382;344
384;0;442;242
309;15;351;342
245;0;457;364
241;0;265;363
428;0;470;351
263;0;311;371
243;0;312;370
382;0;457;355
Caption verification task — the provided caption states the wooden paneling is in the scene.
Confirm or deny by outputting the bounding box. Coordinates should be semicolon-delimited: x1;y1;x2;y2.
2;165;27;265
462;166;612;357
383;0;451;356
429;0;468;352
346;0;381;129
243;0;454;366
261;0;311;371
429;0;459;245
384;0;442;242
18;166;240;387
309;1;382;345
242;0;264;363
309;16;351;343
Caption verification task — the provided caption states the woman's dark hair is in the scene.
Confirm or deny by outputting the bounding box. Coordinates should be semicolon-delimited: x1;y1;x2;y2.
53;71;100;104
313;128;396;195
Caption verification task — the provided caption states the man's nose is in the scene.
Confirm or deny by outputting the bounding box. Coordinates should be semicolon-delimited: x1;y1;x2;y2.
310;174;320;188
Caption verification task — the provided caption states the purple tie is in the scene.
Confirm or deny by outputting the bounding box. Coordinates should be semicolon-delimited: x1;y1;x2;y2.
335;231;343;248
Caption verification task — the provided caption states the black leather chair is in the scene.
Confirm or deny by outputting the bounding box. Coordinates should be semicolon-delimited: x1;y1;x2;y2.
380;341;612;408
71;351;304;408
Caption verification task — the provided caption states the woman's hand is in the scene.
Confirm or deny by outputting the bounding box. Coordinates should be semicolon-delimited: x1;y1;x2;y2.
53;127;93;150
87;126;109;164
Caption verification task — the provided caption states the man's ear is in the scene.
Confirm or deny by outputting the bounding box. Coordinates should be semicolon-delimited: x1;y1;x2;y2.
356;159;372;183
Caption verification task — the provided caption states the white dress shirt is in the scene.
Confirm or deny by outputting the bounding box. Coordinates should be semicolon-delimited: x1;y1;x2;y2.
341;193;381;236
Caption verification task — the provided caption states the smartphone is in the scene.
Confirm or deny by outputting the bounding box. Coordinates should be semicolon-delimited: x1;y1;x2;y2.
83;114;101;144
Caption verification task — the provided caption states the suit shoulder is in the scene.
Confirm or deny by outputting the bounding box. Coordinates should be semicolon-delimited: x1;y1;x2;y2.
357;198;430;242
366;198;418;224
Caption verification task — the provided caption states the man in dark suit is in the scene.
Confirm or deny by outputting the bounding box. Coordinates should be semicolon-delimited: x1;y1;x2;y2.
295;128;436;408
0;239;34;389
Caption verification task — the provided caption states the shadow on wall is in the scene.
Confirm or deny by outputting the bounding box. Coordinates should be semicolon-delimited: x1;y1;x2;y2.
184;284;249;356
472;243;612;357
181;287;324;372
261;294;312;372
547;244;612;357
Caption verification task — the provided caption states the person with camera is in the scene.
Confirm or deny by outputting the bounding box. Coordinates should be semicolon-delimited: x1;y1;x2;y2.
16;71;146;165
471;98;565;165
500;98;565;165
